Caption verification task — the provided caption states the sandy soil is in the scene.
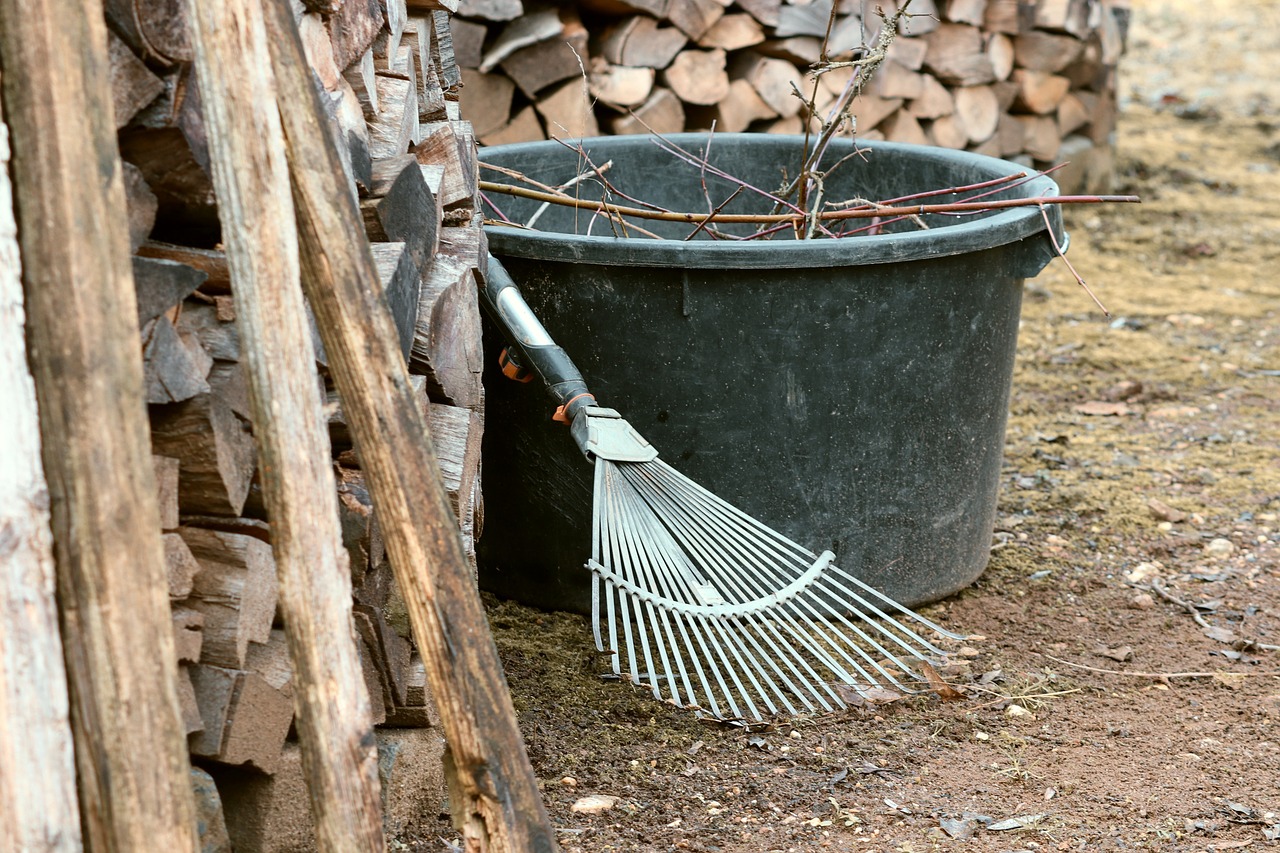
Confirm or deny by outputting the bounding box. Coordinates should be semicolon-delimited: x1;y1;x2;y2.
440;2;1280;849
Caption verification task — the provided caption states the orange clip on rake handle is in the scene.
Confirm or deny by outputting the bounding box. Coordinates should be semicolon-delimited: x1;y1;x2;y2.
498;346;534;383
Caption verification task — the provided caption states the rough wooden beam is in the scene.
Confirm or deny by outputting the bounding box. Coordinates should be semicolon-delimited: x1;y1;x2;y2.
263;3;557;848
0;2;197;847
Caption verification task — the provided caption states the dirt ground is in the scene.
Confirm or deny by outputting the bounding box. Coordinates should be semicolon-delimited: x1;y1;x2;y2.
452;2;1280;849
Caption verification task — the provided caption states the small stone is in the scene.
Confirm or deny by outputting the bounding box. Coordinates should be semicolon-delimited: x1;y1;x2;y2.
1005;704;1034;719
1125;561;1165;583
789;730;802;740
974;732;990;741
958;646;981;658
1205;538;1235;558
560;777;577;788
1129;593;1156;610
571;795;620;815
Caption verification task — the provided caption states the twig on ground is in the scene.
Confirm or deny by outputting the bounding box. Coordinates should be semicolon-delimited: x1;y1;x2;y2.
1149;580;1280;652
1037;652;1280;679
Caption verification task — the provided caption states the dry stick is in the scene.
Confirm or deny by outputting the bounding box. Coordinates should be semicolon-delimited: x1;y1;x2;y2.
1038;653;1280;680
480;182;1140;225
0;0;199;848
260;3;558;850
0;73;83;853
526;161;612;229
1149;580;1280;652
685;186;745;242
185;1;385;849
1039;205;1109;316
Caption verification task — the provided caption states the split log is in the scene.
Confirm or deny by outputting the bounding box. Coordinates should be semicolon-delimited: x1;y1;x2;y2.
459;0;522;20
188;661;295;774
1034;0;1090;38
1013;30;1085;74
413;121;478;209
923;23;996;86
500;8;589;99
850;93;904;133
755;36;821;65
1012;113;1061;161
354;604;413;706
982;0;1023;34
176;665;205;736
733;53;802;118
154;454;182;530
886;36;929;71
263;2;557;845
0;80;83;852
986;31;1014;80
535;76;601;138
689;77;776;132
122;161;158;252
108;29;164;128
478;8;561;72
137;240;231;292
1011;68;1071;115
333;77;378;193
881;109;928;145
928;112;969;149
698;13;765;51
329;0;386;72
370;241;425;360
438;224;489;279
151;391;257;516
406;18;450;121
363;154;442;274
484;104;546;145
601;15;688;68
143;314;213;405
662;48;730;106
336;465;385;582
133;255;208;327
1056;91;1090;136
946;0;988;27
384;653;442;727
446;16;487;69
172;604;205;663
610;86;685;135
774;0;832;38
460;67;516;138
667;0;725;40
180;526;278;669
906;73;955;120
736;0;780;27
432;10;464;93
995;112;1025;157
410;255;484;409
164;532;200;598
870;59;926;100
368;73;420;159
0;3;198;846
346;49;381;118
300;12;343;90
588;60;656;109
103;0;192;65
953;84;1000;143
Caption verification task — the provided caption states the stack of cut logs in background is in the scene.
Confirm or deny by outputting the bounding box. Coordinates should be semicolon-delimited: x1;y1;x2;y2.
453;0;1129;193
110;0;481;846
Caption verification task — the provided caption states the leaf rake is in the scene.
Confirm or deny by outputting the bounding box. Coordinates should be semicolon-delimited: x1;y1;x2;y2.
483;258;964;720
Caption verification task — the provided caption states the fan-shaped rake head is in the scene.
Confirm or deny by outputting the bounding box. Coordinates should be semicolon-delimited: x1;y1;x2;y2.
588;457;966;721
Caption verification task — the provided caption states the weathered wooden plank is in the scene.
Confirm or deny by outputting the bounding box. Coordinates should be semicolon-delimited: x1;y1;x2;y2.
0;2;198;847
185;0;386;846
0;73;83;853
263;3;557;848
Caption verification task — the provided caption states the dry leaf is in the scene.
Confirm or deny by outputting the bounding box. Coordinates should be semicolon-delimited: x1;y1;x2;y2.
1212;672;1248;689
1203;625;1238;644
1093;645;1135;662
920;661;965;702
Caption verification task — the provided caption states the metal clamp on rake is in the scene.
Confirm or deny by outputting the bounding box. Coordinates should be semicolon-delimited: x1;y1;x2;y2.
482;257;965;721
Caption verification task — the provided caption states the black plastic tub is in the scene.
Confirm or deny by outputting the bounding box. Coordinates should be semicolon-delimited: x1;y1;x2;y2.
476;134;1065;613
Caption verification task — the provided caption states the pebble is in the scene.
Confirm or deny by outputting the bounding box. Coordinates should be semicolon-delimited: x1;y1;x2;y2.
958;646;981;658
1205;538;1236;558
1129;593;1156;610
560;777;577;788
1125;561;1164;583
571;795;619;815
1005;704;1035;719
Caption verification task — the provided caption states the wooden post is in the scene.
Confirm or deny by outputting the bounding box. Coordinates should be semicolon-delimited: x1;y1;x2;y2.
260;1;558;850
0;0;199;849
183;0;386;849
0;70;83;853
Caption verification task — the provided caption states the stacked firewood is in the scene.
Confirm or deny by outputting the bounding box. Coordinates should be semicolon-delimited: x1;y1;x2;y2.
108;0;483;843
452;0;1128;192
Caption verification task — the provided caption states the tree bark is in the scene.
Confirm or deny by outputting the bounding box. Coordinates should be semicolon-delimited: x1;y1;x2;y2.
0;0;199;848
184;0;385;848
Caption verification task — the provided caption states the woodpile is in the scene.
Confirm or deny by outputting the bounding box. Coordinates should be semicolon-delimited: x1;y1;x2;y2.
452;0;1130;193
98;0;485;844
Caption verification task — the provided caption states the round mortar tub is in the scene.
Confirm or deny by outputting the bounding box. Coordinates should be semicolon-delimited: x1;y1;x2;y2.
476;134;1065;613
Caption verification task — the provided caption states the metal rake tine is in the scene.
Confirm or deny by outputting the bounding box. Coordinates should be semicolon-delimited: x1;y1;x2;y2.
829;566;965;643
820;568;961;657
702;615;795;717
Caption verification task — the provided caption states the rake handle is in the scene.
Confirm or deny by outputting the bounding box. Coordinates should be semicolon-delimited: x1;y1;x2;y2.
483;257;596;423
